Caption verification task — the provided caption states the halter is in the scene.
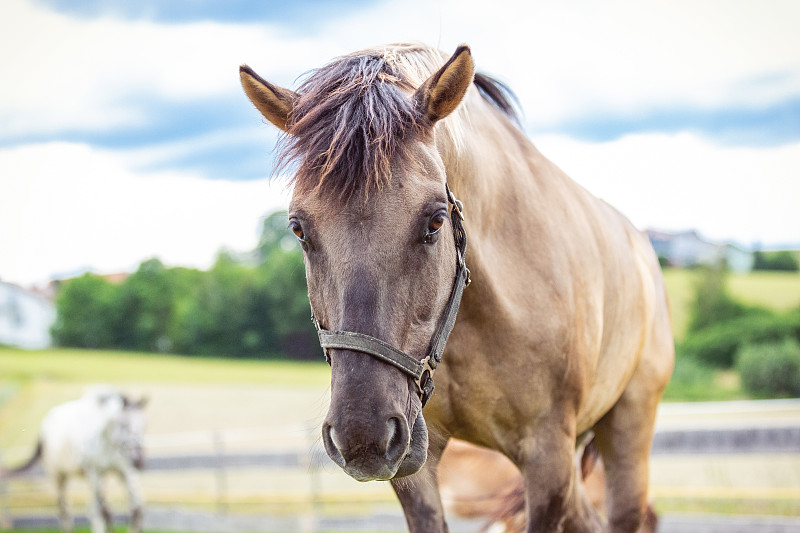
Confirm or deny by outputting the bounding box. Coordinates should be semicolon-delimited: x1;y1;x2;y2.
312;184;470;407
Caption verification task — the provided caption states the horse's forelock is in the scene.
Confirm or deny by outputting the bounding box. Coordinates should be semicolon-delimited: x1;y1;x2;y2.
277;45;462;203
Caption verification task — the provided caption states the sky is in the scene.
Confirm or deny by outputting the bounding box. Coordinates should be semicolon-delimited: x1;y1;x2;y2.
1;0;799;287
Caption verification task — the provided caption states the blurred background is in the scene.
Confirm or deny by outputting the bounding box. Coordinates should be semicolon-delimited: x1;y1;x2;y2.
1;0;799;531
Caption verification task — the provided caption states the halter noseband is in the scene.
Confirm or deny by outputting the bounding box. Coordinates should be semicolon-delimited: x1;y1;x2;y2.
312;184;470;408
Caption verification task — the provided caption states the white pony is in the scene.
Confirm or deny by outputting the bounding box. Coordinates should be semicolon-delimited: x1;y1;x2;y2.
4;386;147;533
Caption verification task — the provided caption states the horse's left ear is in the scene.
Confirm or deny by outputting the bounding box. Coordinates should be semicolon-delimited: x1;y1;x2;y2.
414;45;475;124
240;64;298;132
136;396;149;409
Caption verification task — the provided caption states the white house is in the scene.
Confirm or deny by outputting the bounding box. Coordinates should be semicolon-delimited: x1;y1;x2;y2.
645;229;754;273
0;281;56;349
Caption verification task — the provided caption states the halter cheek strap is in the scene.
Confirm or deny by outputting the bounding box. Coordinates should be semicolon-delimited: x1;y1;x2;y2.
312;184;470;407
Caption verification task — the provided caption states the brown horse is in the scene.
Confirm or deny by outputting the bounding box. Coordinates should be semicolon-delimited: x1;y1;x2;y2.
240;43;673;532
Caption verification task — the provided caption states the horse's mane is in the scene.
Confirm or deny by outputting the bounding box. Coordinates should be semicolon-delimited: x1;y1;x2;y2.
277;43;519;202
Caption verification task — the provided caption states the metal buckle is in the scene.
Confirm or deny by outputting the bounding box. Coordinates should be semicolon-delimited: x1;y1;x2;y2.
446;185;465;221
415;356;436;407
452;198;465;221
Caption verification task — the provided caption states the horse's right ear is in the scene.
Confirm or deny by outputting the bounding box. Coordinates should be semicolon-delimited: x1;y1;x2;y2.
414;45;475;125
239;65;298;132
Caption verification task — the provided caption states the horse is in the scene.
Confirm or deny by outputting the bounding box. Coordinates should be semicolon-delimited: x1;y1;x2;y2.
240;42;674;532
3;386;147;533
437;438;658;533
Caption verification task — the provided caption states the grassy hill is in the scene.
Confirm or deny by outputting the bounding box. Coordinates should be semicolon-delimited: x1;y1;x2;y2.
663;269;800;342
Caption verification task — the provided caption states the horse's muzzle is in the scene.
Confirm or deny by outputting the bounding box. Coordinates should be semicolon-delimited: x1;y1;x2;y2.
322;411;428;481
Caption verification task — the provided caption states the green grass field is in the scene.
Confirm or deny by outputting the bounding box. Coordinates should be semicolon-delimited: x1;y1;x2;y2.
0;347;331;387
662;269;800;342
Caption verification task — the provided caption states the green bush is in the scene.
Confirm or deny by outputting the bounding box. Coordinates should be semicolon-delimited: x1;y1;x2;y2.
680;310;800;367
686;266;749;334
736;338;800;398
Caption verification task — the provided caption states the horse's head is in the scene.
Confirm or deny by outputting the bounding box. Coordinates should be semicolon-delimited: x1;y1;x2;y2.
118;395;148;470
241;45;474;481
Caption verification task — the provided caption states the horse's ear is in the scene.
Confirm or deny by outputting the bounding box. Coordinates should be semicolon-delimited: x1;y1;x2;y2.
414;45;475;124
239;65;298;132
136;396;149;409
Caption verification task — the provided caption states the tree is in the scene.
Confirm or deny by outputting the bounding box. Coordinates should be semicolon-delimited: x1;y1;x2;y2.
114;258;175;352
52;274;118;348
258;248;319;360
171;252;260;357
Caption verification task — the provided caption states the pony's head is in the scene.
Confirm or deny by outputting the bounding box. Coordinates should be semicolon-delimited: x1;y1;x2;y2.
241;44;475;481
90;388;148;470
119;395;148;470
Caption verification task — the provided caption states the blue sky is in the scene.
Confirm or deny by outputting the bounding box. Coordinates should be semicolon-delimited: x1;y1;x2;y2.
2;0;799;286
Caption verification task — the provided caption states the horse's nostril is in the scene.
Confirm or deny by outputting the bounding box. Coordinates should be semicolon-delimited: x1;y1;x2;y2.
384;416;409;462
322;423;346;468
330;426;344;453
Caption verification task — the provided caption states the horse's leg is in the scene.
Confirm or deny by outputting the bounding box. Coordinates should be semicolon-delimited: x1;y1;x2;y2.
122;468;143;533
86;470;112;533
56;473;72;533
592;381;661;533
390;434;449;533
518;418;603;533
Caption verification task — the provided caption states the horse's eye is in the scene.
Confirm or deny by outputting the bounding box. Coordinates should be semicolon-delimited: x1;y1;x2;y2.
289;220;305;241
428;213;446;233
424;212;447;244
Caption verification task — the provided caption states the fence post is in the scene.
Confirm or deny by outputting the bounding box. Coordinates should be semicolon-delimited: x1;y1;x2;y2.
213;430;228;515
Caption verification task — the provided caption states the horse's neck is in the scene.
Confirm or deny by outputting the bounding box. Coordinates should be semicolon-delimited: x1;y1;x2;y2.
441;98;564;242
439;95;603;320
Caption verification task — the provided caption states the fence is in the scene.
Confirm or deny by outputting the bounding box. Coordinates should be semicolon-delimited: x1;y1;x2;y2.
3;406;800;532
0;422;405;531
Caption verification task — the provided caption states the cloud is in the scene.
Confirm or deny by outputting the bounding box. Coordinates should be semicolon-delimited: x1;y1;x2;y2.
6;0;799;146
0;0;325;140
0;142;291;287
533;97;800;145
534;132;800;247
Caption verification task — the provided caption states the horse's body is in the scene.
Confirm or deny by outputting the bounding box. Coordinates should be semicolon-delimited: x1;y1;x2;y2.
438;438;658;533
240;42;673;532
5;386;146;533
